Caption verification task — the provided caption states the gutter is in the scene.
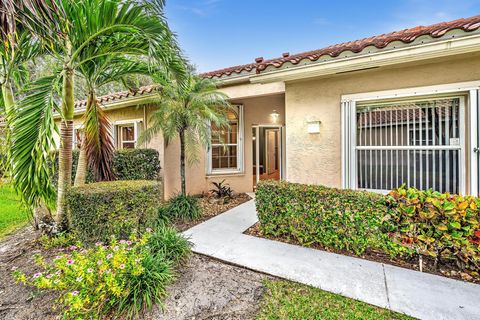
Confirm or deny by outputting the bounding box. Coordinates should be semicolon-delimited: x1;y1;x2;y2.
249;34;480;83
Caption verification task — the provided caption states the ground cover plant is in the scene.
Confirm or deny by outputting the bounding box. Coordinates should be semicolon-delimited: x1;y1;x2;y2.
13;227;190;319
0;182;29;238
256;280;414;320
255;180;480;281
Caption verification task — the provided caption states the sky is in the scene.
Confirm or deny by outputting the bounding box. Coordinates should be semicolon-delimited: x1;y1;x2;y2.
164;0;480;73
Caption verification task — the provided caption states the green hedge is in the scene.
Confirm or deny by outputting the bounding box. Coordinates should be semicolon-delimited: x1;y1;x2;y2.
66;180;162;243
255;180;403;255
256;181;480;272
112;149;161;180
52;148;160;184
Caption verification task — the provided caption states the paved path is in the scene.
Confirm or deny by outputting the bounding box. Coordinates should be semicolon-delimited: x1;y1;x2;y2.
183;199;480;320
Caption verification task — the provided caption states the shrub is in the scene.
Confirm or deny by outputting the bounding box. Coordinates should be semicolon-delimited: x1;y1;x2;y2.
158;194;202;221
255;181;406;256
14;231;174;319
210;179;233;199
147;225;191;264
112;149;161;180
386;186;480;271
66;180;162;243
51;148;160;185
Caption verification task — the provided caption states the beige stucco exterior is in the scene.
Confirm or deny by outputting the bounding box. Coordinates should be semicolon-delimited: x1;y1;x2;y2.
284;53;480;189
58;48;480;198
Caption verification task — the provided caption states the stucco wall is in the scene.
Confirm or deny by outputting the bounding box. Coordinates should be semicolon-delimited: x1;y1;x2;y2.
285;54;480;188
163;94;285;197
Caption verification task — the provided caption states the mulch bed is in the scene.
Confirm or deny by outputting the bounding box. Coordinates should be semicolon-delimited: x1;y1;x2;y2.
174;193;252;232
245;222;480;284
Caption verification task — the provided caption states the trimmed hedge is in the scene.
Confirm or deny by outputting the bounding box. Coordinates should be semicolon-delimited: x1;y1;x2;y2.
112;148;161;180
256;180;480;272
51;148;160;184
255;180;404;255
66;180;162;243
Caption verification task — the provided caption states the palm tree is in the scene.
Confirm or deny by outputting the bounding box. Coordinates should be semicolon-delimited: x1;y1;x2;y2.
139;75;231;195
73;56;181;186
10;0;183;228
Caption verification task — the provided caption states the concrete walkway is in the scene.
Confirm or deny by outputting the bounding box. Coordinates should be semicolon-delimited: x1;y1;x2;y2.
183;199;480;320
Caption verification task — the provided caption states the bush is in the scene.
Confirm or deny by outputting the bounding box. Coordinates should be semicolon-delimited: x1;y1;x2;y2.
255;181;405;256
158;194;202;221
386;186;480;271
14;231;174;319
113;149;161;180
51;148;160;185
66;180;162;243
147;225;191;264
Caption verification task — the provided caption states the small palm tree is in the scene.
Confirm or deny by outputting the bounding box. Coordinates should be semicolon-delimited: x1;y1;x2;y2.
140;75;231;195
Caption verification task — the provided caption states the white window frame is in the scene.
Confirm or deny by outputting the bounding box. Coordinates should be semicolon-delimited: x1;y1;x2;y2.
342;80;480;195
207;105;244;175
113;119;143;149
73;124;84;150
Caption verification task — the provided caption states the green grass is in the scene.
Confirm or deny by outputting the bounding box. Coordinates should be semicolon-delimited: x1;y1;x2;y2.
0;183;29;238
257;280;415;320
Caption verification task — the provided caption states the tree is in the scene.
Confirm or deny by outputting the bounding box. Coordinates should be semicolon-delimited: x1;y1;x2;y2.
74;56;182;186
10;0;183;229
139;75;231;195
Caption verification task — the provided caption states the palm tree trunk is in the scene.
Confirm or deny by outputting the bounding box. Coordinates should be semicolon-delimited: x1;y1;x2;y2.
1;84;14;113
56;43;75;230
74;147;87;186
179;129;186;195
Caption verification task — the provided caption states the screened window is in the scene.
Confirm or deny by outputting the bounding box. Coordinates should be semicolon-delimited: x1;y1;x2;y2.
114;121;142;149
355;97;464;193
73;127;85;150
208;105;243;173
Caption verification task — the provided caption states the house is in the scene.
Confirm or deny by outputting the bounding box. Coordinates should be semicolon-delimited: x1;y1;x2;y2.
67;15;480;197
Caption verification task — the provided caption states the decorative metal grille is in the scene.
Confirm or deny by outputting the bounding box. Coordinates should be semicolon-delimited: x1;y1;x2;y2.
356;97;463;193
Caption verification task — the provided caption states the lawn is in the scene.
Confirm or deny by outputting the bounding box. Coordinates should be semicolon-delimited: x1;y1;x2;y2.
0;182;29;238
257;280;414;320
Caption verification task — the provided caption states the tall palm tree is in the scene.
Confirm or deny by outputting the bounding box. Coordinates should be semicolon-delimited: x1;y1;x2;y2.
139;75;231;195
11;0;183;228
73;56;180;186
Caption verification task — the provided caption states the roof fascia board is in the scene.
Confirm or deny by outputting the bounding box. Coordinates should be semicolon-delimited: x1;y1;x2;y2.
54;93;157;119
250;34;480;83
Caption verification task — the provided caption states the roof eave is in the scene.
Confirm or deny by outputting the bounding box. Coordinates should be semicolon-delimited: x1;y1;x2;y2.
54;93;158;119
250;33;480;84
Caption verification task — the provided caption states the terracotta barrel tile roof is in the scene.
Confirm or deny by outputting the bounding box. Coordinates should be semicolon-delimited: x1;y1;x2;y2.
74;84;157;109
201;15;480;79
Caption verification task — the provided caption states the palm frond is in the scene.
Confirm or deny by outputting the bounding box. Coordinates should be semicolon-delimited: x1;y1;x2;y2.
8;74;61;209
83;93;115;181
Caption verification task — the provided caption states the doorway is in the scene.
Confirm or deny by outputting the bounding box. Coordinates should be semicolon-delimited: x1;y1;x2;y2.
252;125;285;189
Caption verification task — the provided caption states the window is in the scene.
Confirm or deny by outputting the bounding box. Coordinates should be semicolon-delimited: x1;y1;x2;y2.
343;95;465;194
73;127;84;149
208;105;243;174
113;120;142;149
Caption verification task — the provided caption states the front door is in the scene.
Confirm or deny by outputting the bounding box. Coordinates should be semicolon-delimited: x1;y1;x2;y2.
252;126;284;189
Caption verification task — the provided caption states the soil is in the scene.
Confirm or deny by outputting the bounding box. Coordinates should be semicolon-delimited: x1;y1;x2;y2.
148;254;270;320
174;193;251;232
0;227;60;320
245;222;480;284
0;207;267;320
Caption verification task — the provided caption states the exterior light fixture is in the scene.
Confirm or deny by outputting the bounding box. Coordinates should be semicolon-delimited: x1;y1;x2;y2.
270;110;280;123
307;120;321;134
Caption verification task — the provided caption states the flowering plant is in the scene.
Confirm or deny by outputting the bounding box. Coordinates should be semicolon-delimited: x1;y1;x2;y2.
14;230;176;319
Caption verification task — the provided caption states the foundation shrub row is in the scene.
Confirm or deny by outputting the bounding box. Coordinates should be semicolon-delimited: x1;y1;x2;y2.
256;180;480;272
